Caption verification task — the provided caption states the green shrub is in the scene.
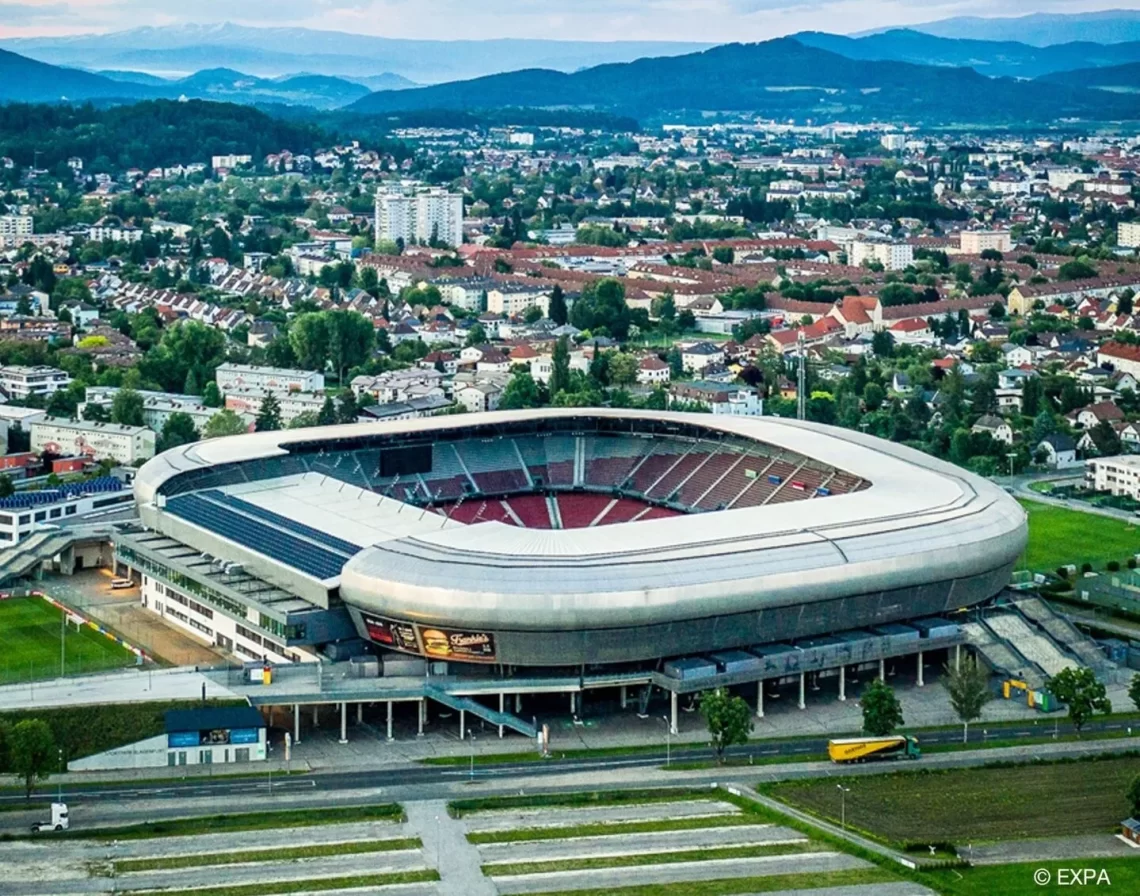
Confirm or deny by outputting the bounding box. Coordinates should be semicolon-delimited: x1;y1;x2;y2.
0;699;246;768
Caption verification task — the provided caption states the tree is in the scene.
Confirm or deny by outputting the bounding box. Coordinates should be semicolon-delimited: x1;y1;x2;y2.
700;687;753;764
499;371;543;409
943;655;992;743
325;310;374;384
1047;666;1111;734
550;335;571;397
548;284;568;326
158;412;199;453
317;397;338;426
608;352;639;388
0;475;13;499
1130;672;1140;713
255;393;283;432
336;390;360;424
203;409;248;439
570;278;631;340
1058;259;1098;281
202;381;223;408
861;678;904;737
871;330;894;358
465;323;488;347
9;719;54;799
289;312;331;372
110;388;145;427
1128;774;1140;818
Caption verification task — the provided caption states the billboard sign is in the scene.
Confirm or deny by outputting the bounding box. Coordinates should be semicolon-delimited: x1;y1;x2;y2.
362;613;496;663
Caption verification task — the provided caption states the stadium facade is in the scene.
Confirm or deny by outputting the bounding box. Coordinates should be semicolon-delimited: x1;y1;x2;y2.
121;410;1027;675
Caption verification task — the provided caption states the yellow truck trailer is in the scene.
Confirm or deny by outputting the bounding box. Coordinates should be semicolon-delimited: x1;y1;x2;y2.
827;735;921;764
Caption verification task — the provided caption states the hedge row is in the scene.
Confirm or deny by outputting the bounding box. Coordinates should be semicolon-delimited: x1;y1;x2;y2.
0;699;247;768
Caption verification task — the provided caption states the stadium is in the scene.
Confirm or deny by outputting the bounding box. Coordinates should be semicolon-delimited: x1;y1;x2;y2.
124;409;1028;680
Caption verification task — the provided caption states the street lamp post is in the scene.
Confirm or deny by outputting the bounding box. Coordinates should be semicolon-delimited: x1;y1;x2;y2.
1007;451;1017;488
469;732;476;781
837;784;850;831
57;748;62;803
661;716;671;767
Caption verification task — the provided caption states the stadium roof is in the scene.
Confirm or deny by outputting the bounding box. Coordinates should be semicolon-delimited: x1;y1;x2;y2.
137;410;1027;633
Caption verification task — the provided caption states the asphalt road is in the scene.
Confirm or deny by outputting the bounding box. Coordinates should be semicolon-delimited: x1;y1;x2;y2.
1;716;1131;810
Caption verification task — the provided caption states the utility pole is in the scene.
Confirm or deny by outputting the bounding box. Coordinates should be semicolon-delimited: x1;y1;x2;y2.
60;606;65;677
796;330;806;421
837;784;850;830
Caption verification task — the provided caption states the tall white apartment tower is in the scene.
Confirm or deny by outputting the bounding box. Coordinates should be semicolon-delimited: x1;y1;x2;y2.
375;186;463;248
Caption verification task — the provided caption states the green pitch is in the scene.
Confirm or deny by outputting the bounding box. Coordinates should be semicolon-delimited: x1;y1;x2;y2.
1018;499;1140;573
0;597;138;683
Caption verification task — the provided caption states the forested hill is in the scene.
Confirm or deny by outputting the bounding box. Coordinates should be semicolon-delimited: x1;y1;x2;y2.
348;37;1140;123
0;101;327;171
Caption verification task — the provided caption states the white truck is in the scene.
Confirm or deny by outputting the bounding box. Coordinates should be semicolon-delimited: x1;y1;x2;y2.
31;802;68;833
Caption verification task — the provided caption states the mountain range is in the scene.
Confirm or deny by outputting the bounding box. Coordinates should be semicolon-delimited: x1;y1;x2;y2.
794;28;1140;79
0;53;411;109
886;9;1140;47
346;38;1140;123
0;23;709;84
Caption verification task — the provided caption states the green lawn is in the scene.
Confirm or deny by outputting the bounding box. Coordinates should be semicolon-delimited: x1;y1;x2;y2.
0;597;138;683
1017;499;1140;573
924;858;1140;896
766;755;1137;847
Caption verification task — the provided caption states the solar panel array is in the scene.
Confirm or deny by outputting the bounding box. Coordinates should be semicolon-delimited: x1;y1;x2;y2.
205;490;361;555
0;476;125;511
165;492;352;580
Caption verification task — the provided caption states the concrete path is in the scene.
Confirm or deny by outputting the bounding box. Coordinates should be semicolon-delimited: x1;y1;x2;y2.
5;850;427;896
404;799;497;896
478;824;806;865
0;666;235;711
491;851;869;894
734;884;935;896
463;798;739;832
964;833;1140;865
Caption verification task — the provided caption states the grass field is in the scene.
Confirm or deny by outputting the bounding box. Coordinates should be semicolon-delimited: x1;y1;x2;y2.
1017;499;1140;572
0;597;137;684
766;755;1137;846
924;858;1140;896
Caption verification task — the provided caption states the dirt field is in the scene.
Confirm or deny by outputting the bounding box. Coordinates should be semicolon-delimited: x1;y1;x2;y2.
768;756;1138;845
42;570;223;667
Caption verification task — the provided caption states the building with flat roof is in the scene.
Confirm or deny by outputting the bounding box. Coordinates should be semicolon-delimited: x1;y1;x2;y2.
1086;455;1140;500
31;418;155;463
0;366;71;401
215;363;324;394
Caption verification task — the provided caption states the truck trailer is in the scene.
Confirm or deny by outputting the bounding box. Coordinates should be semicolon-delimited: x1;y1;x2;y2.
827;736;920;764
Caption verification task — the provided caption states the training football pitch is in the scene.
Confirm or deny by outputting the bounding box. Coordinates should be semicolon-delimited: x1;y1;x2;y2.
0;596;138;683
1018;499;1140;572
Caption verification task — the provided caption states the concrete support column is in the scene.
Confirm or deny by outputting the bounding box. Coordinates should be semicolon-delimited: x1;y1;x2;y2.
514;693;522;713
417;699;424;737
798;672;806;710
670;690;678;735
293;703;300;745
917;650;925;687
839;666;846;702
879;658;886;682
620;685;627;709
569;692;576;713
338;702;347;745
756;680;764;719
356;703;363;724
459;708;466;740
955;644;962;672
498;693;505;739
268;706;275;727
386;700;393;742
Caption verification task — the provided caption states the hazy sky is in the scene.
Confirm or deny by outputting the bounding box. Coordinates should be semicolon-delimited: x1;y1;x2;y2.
1;0;1139;41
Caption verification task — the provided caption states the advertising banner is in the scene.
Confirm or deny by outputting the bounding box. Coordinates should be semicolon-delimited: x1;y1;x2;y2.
362;613;497;663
